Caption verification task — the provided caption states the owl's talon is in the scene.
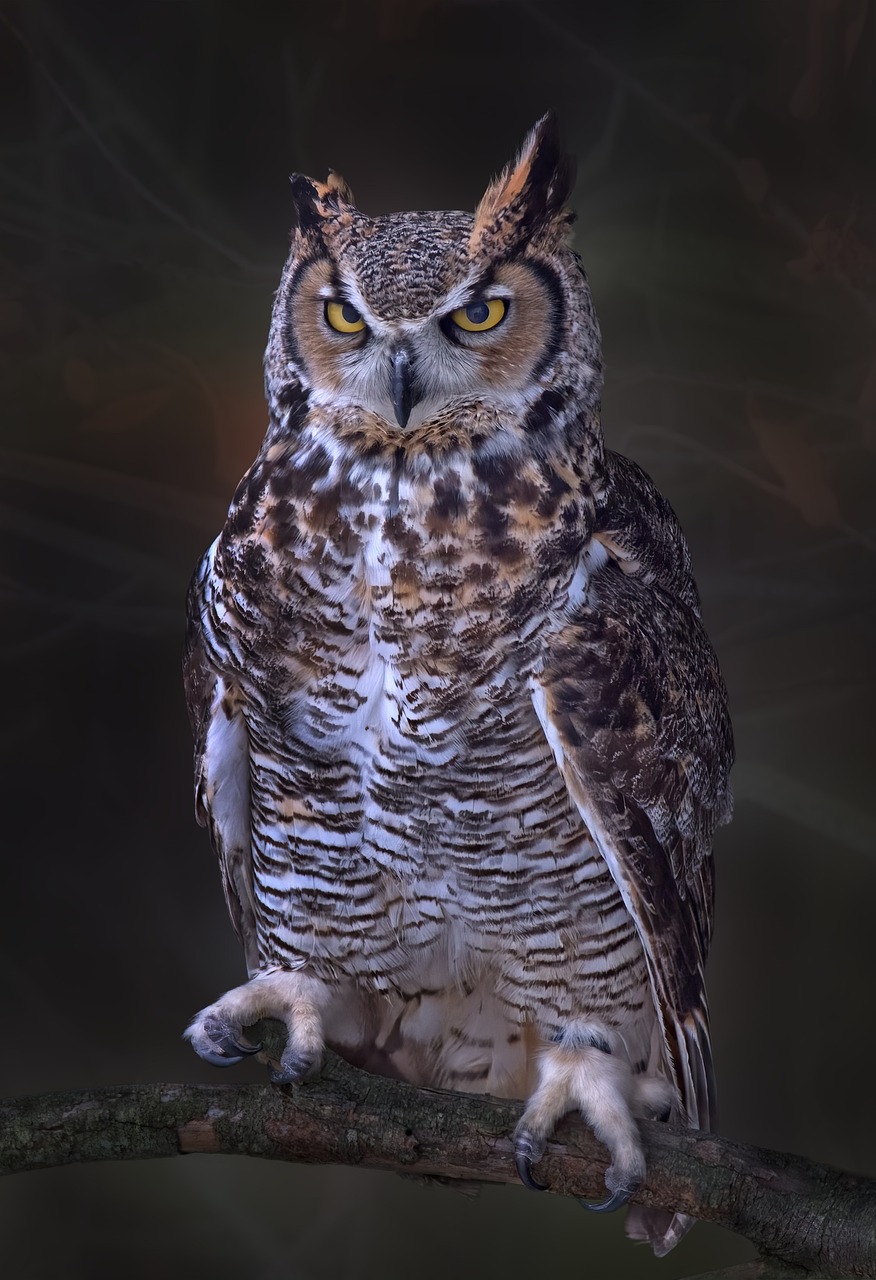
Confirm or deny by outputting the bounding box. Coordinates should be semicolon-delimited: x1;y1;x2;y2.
581;1185;637;1214
223;1037;262;1058
197;1046;246;1067
515;1150;549;1192
203;1017;261;1059
211;1033;262;1061
186;1011;262;1067
514;1129;549;1191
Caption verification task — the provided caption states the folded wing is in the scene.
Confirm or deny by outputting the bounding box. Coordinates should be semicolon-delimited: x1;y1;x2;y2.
533;451;734;1253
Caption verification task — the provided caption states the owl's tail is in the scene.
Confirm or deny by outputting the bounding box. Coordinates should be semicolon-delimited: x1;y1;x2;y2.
624;1002;716;1256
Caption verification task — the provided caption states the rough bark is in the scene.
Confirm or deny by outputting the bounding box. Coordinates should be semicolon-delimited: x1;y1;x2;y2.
1;1036;874;1279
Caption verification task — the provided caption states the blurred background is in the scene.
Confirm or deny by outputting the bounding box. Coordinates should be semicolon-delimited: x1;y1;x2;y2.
1;1;874;1276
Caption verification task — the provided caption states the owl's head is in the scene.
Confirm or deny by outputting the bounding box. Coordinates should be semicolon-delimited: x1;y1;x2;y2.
266;115;602;448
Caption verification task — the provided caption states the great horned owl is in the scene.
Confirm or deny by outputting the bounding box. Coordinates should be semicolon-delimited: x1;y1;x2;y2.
183;114;733;1256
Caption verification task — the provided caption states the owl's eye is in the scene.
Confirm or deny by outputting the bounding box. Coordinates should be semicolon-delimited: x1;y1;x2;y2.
325;300;366;333
450;298;507;333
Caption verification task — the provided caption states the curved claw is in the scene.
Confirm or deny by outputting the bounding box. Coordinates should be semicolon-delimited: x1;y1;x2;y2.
580;1186;635;1214
197;1046;249;1068
223;1037;262;1057
200;1019;262;1066
515;1151;549;1193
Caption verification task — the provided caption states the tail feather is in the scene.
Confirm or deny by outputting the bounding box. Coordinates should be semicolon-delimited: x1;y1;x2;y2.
626;1002;715;1255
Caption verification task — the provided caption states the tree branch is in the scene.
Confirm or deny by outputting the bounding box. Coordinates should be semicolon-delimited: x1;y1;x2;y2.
1;1039;874;1279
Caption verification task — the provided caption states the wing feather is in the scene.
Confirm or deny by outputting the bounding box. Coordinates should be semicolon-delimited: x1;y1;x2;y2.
183;550;259;975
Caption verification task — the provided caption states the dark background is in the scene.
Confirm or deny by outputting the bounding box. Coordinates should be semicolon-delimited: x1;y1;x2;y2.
1;1;875;1276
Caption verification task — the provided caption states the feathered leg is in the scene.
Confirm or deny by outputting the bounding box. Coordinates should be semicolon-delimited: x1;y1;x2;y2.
513;1026;673;1210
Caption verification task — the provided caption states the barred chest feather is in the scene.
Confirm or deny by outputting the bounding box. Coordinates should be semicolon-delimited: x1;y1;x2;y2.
201;426;638;1019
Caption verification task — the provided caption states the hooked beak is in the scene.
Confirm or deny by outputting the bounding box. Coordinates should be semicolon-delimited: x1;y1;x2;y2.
390;347;416;428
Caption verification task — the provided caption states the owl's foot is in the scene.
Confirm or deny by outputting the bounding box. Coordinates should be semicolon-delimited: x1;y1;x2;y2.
513;1031;659;1211
185;968;326;1083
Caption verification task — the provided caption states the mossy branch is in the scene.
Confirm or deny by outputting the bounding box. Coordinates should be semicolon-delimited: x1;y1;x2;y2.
1;1027;874;1280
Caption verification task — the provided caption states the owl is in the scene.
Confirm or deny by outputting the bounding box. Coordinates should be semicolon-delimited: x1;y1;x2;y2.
183;114;733;1256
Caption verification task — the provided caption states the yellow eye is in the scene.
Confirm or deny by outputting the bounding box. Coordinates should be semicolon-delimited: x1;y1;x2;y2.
325;300;366;333
450;298;507;332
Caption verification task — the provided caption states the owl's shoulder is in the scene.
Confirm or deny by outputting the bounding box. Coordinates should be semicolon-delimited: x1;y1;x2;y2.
595;449;701;615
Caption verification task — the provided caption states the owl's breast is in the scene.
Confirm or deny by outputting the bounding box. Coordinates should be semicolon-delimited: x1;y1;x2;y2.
207;440;620;987
211;437;598;749
346;449;589;647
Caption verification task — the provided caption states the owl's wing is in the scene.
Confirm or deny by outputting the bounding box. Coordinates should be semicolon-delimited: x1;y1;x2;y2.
183;550;259;975
532;454;733;1246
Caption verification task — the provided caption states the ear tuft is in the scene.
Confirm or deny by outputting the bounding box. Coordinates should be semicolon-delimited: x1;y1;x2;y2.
289;171;357;237
471;112;575;255
323;169;355;205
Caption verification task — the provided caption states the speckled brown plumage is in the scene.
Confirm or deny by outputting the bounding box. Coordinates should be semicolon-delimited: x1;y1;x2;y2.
183;114;733;1256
